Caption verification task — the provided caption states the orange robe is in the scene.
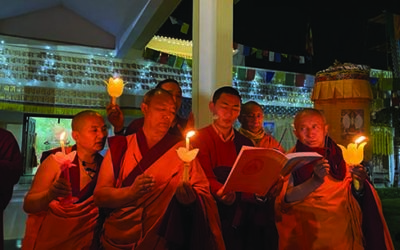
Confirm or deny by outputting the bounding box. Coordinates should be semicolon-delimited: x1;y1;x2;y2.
22;150;102;250
22;198;98;250
101;134;225;250
275;168;394;250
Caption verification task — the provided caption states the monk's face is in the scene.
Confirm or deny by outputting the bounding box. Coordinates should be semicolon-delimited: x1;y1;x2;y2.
239;104;264;133
294;113;328;148
160;82;182;112
73;115;108;154
209;93;241;131
142;92;176;134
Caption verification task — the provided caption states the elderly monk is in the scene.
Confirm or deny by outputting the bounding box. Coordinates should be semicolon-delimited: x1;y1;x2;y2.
275;108;394;250
94;88;224;250
22;110;108;250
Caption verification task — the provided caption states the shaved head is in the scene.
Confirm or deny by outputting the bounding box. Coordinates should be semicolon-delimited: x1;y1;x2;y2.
71;110;103;132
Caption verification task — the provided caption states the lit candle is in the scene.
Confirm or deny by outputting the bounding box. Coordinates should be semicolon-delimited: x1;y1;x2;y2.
185;130;195;151
104;77;125;105
338;135;368;190
60;131;66;155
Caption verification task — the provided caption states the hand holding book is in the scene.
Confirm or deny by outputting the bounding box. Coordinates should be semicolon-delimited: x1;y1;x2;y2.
221;146;323;197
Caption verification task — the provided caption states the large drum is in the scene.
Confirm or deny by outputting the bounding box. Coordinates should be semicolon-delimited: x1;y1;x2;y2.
311;62;373;161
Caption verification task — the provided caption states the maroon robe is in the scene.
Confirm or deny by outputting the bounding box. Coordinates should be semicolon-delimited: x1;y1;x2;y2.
0;128;23;250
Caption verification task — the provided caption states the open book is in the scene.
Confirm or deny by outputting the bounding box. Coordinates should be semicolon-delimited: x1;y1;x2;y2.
221;146;323;196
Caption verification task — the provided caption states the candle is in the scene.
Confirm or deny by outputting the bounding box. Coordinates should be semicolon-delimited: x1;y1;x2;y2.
338;136;367;165
185;130;195;151
338;135;368;190
104;77;125;105
60;131;66;155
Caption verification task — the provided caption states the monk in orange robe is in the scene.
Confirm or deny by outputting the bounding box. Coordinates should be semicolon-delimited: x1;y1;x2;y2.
22;110;108;250
275;108;394;250
94;88;224;250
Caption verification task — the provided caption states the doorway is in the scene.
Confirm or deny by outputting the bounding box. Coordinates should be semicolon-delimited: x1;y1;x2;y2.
22;114;73;176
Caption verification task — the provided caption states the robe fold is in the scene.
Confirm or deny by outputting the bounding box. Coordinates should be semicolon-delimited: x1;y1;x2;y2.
101;132;225;250
22;149;103;250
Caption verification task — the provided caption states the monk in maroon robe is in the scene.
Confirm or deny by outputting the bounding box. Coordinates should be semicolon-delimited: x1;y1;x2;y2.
95;88;224;250
275;108;394;250
0;128;23;250
22;110;108;250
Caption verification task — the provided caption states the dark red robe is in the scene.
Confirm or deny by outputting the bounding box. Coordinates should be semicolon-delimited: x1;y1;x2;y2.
0;128;23;249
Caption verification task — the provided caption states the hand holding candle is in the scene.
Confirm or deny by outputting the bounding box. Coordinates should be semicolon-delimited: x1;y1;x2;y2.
104;77;125;105
338;135;367;190
52;148;78;206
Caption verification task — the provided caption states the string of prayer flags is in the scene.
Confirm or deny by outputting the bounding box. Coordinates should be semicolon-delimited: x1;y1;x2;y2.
169;16;190;35
235;42;312;65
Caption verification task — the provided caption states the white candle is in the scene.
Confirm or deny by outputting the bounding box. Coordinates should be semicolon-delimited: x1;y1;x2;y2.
185;130;195;151
60;131;66;155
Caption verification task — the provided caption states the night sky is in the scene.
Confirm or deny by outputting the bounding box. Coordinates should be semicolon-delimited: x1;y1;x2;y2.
156;0;400;74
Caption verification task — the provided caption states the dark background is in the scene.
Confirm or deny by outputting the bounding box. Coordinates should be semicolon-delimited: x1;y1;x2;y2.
156;0;400;74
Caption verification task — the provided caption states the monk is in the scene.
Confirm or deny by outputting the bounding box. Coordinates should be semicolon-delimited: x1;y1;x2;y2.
238;100;285;152
275;108;394;250
94;88;224;250
0;128;23;250
22;110;108;250
192;86;279;250
237;100;286;249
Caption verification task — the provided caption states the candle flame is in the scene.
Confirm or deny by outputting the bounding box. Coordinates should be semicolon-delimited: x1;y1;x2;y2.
186;130;195;139
354;135;367;144
60;131;66;141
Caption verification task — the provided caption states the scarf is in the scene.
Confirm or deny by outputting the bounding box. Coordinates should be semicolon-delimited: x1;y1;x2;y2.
238;127;265;145
292;136;346;186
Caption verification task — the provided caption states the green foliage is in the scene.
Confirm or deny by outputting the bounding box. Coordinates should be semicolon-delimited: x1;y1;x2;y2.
381;198;400;249
34;117;73;158
376;187;400;199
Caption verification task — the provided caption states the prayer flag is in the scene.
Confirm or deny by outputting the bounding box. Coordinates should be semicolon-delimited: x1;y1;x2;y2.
167;55;177;67
269;51;275;62
246;69;256;81
181;23;190;34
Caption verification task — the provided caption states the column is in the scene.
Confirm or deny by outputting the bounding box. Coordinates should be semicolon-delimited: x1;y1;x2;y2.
192;0;233;129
